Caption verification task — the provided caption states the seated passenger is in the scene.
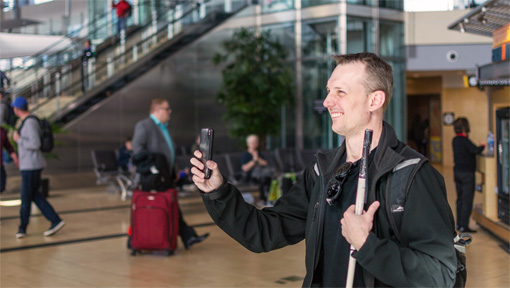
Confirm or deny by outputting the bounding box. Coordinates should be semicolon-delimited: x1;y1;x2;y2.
240;134;273;206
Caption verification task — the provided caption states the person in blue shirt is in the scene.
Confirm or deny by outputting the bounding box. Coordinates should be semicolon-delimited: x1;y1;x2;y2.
132;98;209;249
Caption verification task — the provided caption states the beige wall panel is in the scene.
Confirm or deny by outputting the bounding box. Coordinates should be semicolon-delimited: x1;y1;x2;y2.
492;87;510;106
407;77;442;95
405;10;492;45
441;87;488;167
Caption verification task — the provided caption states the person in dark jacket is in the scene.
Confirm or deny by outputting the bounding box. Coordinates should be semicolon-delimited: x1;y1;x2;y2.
452;117;484;233
190;52;456;287
0;127;18;193
117;137;133;174
81;39;95;93
0;70;10;91
240;134;272;206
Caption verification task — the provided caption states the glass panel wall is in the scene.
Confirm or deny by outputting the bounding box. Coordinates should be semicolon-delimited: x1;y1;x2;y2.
263;22;296;59
346;17;373;53
379;20;404;58
261;23;296;149
346;0;373;5
302;0;338;8
302;60;337;150
302;19;338;58
379;20;405;140
301;18;340;149
260;0;294;14
384;60;406;140
379;0;404;10
302;0;374;8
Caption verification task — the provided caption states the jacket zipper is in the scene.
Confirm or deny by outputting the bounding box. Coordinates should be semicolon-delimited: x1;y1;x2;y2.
310;155;326;284
312;202;319;221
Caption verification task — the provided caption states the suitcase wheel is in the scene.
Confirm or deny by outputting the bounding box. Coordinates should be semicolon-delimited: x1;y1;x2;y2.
131;249;138;256
167;250;174;256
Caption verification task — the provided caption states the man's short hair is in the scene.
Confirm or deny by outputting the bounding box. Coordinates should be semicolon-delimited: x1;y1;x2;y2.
150;98;168;113
453;117;470;134
331;52;393;111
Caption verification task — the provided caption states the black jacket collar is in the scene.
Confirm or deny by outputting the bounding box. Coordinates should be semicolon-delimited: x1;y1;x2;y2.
316;121;405;202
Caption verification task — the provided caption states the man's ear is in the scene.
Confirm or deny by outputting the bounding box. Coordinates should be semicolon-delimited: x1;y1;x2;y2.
368;90;385;112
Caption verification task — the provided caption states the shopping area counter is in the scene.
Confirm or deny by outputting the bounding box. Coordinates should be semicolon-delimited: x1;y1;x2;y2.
474;154;510;244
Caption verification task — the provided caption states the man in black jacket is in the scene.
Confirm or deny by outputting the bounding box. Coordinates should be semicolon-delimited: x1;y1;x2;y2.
190;53;456;287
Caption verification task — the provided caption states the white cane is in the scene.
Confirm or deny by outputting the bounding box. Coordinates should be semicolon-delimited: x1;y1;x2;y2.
345;129;373;288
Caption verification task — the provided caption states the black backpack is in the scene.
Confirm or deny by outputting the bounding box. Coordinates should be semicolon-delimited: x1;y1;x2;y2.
132;152;173;191
19;115;54;153
384;146;471;288
1;99;18;127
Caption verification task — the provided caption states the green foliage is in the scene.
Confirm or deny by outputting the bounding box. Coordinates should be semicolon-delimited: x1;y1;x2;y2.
1;120;68;160
213;28;294;142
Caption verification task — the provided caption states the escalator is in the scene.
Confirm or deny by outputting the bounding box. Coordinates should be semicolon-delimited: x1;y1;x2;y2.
11;0;247;127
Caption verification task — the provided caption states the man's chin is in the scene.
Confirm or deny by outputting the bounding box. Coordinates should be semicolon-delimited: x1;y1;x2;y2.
331;126;343;136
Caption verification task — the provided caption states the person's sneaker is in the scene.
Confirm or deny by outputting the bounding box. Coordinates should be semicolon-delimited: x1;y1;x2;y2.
43;220;65;237
16;231;26;239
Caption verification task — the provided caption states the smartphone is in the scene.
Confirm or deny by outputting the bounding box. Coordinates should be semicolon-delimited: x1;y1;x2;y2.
199;128;214;179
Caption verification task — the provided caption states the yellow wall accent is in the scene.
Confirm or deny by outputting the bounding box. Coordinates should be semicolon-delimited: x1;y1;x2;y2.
407;77;442;95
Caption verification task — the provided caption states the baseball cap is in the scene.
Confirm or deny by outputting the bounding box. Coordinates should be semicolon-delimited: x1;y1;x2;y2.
11;96;28;110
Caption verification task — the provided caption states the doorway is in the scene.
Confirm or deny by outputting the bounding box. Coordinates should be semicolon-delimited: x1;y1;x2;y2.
407;94;441;163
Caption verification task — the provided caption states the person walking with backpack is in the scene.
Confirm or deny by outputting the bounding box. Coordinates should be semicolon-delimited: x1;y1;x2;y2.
11;97;64;239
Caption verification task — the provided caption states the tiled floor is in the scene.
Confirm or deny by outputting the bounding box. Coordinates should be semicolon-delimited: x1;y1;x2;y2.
0;165;508;287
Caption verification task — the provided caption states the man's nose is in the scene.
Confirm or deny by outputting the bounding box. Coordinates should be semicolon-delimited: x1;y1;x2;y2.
323;93;332;108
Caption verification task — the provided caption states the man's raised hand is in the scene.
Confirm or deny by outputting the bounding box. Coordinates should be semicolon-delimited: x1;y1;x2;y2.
190;150;223;193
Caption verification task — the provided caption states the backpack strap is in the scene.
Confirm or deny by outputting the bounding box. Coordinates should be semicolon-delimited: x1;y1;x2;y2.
385;146;428;242
385;147;472;287
18;114;39;133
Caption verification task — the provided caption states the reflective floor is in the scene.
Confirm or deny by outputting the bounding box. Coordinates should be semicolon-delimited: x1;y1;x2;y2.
0;165;509;287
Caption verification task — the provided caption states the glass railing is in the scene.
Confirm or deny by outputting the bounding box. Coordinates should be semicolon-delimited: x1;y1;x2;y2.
25;0;247;121
260;0;294;14
7;1;161;94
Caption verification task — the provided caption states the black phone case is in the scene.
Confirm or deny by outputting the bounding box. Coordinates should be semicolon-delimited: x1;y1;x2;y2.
199;128;214;179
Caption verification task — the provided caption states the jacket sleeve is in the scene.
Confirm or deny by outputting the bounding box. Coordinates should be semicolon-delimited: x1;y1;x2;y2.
2;129;14;154
132;121;147;156
467;139;484;155
200;165;316;253
18;118;41;151
354;164;457;287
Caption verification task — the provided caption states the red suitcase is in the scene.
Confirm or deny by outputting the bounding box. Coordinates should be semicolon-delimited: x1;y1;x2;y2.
129;189;179;256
